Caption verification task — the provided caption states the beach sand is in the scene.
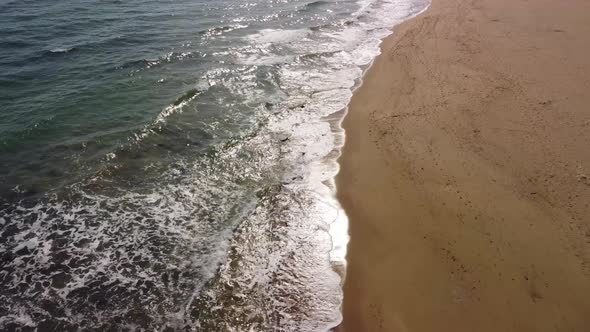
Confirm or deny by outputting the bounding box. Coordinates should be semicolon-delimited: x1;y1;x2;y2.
335;0;590;331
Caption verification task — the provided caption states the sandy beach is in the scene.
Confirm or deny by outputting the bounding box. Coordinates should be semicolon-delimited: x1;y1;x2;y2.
336;0;590;331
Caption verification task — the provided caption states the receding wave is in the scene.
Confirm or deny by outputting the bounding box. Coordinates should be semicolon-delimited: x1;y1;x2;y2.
310;18;355;32
3;47;80;67
173;88;201;106
48;47;75;54
299;0;334;12
132;88;203;140
307;0;331;6
247;28;310;44
118;51;199;72
297;50;343;61
199;24;248;38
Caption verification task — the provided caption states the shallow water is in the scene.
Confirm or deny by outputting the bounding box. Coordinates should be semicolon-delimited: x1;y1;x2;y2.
0;0;428;330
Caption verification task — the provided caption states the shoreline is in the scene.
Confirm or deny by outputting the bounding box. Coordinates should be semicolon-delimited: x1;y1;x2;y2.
336;0;590;330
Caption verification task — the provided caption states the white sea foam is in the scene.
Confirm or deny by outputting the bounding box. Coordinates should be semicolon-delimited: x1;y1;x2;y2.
248;28;310;44
197;2;431;328
49;47;74;53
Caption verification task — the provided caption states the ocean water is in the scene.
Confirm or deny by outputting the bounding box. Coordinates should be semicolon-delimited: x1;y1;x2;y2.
0;0;428;330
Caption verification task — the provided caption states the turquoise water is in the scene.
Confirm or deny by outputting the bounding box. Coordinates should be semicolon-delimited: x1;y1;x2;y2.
0;0;428;330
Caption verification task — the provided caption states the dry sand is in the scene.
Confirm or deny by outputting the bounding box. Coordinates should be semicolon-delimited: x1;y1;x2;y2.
335;0;590;331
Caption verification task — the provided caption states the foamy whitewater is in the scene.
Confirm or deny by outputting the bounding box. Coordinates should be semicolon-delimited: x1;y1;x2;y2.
0;0;428;330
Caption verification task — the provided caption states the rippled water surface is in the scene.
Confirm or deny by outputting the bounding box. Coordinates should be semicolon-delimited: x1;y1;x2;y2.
0;0;428;330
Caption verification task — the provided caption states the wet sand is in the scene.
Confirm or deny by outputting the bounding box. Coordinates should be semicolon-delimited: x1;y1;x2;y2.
336;0;590;331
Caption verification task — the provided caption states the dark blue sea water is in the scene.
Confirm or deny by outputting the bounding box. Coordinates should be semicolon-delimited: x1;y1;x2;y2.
0;0;428;330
